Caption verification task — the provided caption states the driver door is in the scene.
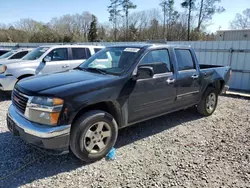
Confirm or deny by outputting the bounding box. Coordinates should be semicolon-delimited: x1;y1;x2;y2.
39;48;69;74
128;49;177;123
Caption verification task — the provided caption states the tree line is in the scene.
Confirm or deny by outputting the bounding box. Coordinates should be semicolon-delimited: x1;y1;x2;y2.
0;0;248;43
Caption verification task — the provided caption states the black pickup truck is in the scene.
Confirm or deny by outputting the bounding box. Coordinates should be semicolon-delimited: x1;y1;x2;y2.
7;44;231;162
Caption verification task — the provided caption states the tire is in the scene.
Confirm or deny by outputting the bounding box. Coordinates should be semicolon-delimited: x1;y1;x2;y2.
197;87;219;116
70;110;118;162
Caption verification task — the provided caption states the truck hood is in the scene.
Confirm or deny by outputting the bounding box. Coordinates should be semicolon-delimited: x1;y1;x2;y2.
16;70;117;96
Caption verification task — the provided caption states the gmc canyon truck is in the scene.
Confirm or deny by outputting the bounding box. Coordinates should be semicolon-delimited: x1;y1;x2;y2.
7;44;231;162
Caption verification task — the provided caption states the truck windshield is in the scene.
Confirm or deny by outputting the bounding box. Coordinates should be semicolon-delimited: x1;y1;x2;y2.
0;51;14;59
22;47;49;60
79;47;141;75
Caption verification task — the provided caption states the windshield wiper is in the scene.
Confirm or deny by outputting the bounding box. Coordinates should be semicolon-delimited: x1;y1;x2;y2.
76;67;107;75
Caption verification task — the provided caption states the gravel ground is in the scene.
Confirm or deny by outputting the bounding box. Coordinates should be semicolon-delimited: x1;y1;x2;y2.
0;92;249;188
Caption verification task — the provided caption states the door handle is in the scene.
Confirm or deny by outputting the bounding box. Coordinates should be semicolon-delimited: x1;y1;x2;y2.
166;78;176;84
191;74;199;79
62;64;70;68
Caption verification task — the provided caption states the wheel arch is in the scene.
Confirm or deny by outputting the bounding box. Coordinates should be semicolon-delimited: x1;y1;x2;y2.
18;74;34;80
71;101;122;128
204;79;225;94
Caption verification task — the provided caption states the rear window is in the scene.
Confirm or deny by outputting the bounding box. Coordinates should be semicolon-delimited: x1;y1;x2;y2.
175;49;195;71
72;48;91;60
0;51;14;59
0;50;9;56
10;51;29;59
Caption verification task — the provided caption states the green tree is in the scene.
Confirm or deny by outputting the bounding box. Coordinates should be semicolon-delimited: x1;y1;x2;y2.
88;15;98;42
108;0;122;41
181;0;196;41
128;23;138;41
120;0;137;40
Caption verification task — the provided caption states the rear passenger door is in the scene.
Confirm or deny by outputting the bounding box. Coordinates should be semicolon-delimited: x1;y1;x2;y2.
69;48;92;69
175;49;201;105
40;48;69;74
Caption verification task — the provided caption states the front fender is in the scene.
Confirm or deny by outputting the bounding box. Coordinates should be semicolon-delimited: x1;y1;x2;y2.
10;68;36;78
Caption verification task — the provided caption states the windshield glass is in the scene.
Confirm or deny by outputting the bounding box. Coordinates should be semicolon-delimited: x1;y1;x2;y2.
79;47;141;75
0;51;14;59
22;47;49;60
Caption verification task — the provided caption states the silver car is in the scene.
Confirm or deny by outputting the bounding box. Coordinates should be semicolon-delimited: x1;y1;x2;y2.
0;48;32;60
0;45;104;91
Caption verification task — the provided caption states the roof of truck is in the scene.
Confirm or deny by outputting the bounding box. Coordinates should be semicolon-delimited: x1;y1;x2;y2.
108;44;191;49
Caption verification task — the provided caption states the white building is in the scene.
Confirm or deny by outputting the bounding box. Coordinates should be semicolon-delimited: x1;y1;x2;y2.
216;29;250;41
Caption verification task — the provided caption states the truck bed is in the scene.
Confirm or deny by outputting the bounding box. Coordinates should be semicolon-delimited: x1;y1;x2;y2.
199;64;224;69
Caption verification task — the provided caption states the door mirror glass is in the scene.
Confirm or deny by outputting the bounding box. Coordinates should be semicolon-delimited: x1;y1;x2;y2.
43;56;51;62
134;66;154;80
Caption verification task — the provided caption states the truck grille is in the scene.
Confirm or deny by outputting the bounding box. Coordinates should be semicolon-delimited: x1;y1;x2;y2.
12;89;28;114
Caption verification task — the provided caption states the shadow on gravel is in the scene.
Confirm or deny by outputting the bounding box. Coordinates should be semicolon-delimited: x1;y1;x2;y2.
0;91;11;102
0;107;202;187
115;107;202;148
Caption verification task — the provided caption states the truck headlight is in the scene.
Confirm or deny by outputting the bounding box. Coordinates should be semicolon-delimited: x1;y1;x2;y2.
0;65;7;73
25;97;64;126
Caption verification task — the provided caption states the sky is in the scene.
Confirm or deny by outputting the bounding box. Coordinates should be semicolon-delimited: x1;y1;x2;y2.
0;0;249;33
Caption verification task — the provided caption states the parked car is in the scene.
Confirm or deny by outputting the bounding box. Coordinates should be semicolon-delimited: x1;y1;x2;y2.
0;49;10;56
7;44;231;162
0;48;32;60
0;45;104;91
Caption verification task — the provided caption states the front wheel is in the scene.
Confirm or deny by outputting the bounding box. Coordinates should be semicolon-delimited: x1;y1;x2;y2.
70;110;118;162
197;87;218;116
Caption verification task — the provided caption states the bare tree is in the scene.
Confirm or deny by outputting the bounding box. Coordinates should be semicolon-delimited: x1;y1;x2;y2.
15;19;43;33
49;11;93;41
230;8;250;29
197;0;224;31
0;23;8;29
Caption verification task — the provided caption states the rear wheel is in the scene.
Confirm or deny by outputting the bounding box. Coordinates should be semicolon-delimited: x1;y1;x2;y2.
197;87;218;116
70;110;118;162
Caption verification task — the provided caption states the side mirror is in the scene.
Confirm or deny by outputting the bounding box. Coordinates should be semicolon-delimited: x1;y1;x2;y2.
43;56;51;63
133;66;154;80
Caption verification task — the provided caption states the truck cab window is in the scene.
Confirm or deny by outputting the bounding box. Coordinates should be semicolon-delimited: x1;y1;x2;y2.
175;49;195;71
140;49;172;74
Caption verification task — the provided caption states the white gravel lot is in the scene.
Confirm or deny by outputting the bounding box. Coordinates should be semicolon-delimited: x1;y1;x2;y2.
0;91;249;188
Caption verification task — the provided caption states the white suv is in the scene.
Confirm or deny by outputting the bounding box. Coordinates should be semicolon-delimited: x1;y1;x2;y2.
0;45;104;91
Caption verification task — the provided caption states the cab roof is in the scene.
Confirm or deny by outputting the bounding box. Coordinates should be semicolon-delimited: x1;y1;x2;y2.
107;43;191;50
